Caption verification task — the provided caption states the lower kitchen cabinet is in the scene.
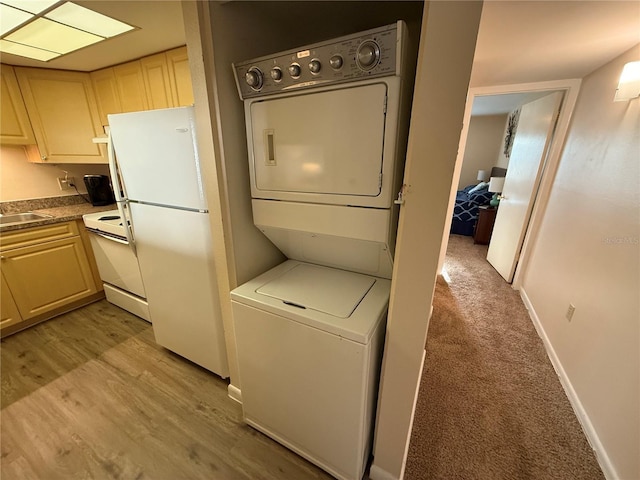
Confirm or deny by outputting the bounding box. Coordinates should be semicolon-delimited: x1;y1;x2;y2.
0;221;103;336
1;273;22;330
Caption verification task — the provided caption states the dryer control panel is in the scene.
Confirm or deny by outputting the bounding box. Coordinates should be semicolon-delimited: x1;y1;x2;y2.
233;21;403;99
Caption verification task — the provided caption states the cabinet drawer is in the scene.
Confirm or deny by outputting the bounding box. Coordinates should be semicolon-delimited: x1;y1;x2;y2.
0;221;79;252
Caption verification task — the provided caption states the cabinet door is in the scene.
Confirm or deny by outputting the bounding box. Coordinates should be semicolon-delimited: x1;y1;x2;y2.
0;273;23;331
15;67;107;164
141;53;173;110
0;65;36;145
1;236;98;320
166;47;194;107
113;61;148;113
91;67;122;126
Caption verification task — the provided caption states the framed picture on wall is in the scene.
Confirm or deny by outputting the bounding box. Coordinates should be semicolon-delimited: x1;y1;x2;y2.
503;109;520;158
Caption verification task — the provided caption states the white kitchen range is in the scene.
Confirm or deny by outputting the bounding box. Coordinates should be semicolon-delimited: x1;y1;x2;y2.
82;209;149;321
231;22;412;480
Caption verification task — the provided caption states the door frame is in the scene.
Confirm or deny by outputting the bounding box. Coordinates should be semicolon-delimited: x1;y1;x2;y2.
438;79;582;289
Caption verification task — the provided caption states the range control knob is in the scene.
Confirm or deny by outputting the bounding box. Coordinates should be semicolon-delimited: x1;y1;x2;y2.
270;67;283;81
356;40;380;71
329;54;343;70
288;63;301;78
309;59;321;74
245;67;263;90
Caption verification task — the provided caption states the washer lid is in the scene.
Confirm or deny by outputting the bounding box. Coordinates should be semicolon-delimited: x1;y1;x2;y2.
256;263;375;318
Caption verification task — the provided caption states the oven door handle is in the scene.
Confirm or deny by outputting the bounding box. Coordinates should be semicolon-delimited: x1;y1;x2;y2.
92;230;129;245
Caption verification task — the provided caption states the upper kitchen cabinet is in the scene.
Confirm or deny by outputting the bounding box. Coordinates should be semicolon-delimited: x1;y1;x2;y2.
141;53;173;110
91;61;148;127
113;61;149;113
92;48;194;125
91;67;122;127
0;65;36;145
15;67;107;164
166;47;194;107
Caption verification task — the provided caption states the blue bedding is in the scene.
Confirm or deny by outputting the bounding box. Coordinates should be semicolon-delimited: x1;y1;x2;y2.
451;184;493;236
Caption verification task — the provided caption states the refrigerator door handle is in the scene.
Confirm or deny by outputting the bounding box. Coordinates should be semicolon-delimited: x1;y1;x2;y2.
107;131;137;255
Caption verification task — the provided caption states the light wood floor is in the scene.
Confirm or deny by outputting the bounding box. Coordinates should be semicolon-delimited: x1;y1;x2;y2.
1;300;334;480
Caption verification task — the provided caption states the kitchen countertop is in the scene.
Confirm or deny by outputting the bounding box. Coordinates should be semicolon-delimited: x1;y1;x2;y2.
0;195;116;233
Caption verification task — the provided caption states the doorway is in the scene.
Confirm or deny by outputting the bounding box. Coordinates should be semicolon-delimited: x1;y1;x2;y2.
439;79;582;289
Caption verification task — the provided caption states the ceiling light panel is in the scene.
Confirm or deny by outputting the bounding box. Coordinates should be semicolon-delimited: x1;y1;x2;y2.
1;0;58;15
0;3;33;35
0;38;60;61
45;2;134;38
6;17;102;53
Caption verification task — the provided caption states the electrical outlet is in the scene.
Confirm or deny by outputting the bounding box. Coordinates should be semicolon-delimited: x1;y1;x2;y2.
57;176;74;191
566;304;576;321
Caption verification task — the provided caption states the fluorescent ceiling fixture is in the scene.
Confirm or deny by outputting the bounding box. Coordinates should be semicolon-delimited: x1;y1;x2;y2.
0;38;59;61
45;2;134;38
0;1;136;62
0;4;33;35
2;0;57;15
6;17;102;53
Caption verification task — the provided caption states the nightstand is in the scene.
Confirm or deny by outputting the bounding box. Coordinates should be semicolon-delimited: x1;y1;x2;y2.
474;206;497;245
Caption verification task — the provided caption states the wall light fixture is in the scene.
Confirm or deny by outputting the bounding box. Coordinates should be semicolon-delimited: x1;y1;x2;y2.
614;61;640;102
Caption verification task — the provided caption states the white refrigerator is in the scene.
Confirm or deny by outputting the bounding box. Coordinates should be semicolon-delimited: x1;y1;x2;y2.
107;106;229;378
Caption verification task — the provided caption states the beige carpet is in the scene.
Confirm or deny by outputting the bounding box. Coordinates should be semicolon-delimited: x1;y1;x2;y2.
404;235;604;480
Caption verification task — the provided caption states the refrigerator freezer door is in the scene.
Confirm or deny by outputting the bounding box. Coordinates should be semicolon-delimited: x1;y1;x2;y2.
108;107;207;211
130;202;229;377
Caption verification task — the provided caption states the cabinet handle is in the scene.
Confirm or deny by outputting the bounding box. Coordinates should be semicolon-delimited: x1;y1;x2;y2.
41;155;47;161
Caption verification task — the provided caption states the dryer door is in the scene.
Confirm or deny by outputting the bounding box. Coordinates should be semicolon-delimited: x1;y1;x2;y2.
249;83;387;199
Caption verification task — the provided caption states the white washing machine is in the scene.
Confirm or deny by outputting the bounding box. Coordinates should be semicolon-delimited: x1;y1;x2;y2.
231;22;410;480
231;261;389;480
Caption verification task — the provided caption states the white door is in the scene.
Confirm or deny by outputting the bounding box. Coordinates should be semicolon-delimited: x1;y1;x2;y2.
487;92;563;282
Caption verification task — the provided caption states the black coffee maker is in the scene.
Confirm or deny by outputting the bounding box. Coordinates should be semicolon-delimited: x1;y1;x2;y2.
84;175;115;206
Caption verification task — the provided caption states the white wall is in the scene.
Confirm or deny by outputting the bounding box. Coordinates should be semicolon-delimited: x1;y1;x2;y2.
458;113;507;189
0;145;110;201
371;2;482;478
521;44;639;480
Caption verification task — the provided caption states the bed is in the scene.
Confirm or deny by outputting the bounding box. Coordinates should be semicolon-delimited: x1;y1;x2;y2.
450;167;506;236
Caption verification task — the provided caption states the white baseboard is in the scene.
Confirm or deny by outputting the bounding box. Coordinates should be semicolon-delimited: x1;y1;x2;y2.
520;288;616;480
369;464;397;480
370;348;427;480
227;383;242;404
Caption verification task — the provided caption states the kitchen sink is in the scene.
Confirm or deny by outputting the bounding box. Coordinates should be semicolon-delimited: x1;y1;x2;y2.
0;212;53;228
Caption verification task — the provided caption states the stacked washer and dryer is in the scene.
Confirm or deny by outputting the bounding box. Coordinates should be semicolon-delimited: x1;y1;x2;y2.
231;22;411;480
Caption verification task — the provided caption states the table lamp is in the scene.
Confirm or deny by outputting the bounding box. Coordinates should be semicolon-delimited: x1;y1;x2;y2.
488;177;505;207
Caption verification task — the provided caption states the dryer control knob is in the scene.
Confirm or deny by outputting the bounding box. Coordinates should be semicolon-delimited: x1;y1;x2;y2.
356;40;380;70
309;59;322;74
270;67;283;81
329;55;343;70
245;67;263;89
288;63;301;78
